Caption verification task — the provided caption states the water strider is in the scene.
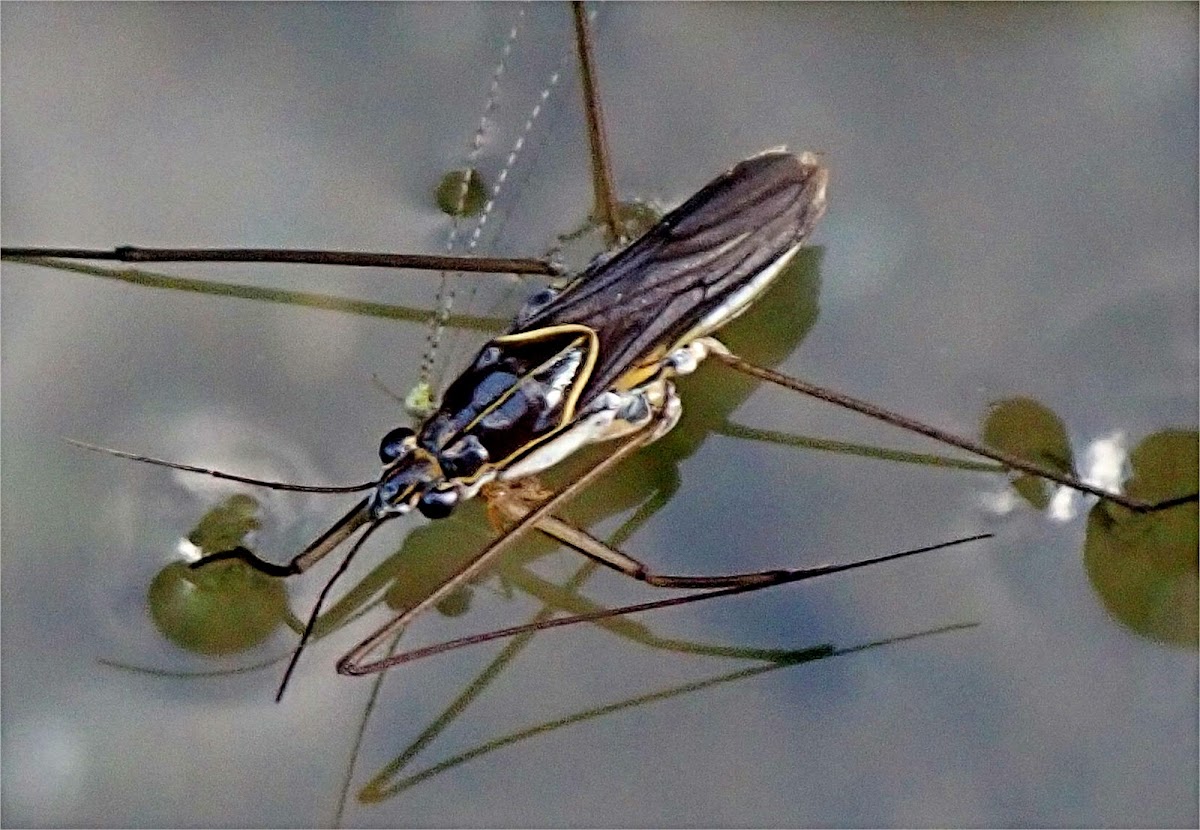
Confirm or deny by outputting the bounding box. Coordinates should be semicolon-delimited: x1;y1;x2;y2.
62;145;992;699
2;3;1194;705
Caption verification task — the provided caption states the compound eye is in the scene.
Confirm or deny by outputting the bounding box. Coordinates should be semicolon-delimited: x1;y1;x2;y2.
417;488;458;520
378;426;415;463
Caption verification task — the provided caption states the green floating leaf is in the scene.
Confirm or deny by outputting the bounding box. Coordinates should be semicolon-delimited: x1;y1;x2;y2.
561;199;665;242
187;493;261;554
404;379;439;422
544;198;667;277
982;397;1075;510
148;560;288;655
1124;429;1200;507
435;168;487;218
149;494;287;654
1084;430;1199;648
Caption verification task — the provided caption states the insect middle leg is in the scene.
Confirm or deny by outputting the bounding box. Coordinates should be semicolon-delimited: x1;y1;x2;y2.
334;421;667;678
333;379;730;678
484;480;787;590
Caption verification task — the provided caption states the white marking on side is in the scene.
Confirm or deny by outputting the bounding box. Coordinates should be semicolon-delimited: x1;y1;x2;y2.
498;379;678;482
686;240;805;344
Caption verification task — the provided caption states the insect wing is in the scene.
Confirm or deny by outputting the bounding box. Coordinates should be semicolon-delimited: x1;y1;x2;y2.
519;150;829;404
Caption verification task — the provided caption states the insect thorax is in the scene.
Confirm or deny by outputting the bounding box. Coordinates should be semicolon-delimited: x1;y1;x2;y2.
371;324;722;520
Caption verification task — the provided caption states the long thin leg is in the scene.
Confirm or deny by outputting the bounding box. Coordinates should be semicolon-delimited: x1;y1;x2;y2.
713;350;1198;514
336;429;657;676
1;246;560;276
337;433;991;677
193;497;375;577
571;2;623;246
275;519;385;701
488;485;810;589
344;533;993;671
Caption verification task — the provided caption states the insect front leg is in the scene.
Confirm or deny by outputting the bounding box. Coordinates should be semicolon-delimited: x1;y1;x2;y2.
191;497;377;577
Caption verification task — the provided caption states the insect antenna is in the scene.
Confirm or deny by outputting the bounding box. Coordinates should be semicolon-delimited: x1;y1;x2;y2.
275;518;386;702
65;438;377;494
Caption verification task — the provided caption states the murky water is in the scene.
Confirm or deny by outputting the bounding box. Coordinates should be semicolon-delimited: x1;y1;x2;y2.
3;4;1196;826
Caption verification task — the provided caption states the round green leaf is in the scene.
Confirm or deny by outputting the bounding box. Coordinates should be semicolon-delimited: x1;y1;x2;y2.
187;493;261;554
1084;430;1198;648
435;168;487;218
982;397;1075;510
148;559;288;655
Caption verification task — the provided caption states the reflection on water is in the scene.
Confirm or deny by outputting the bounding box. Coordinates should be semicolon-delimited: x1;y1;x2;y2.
2;3;1197;827
1085;430;1199;647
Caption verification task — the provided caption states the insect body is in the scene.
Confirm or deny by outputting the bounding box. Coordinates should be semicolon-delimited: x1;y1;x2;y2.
6;5;1173;708
174;147;835;693
375;150;828;521
253;149;829;583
